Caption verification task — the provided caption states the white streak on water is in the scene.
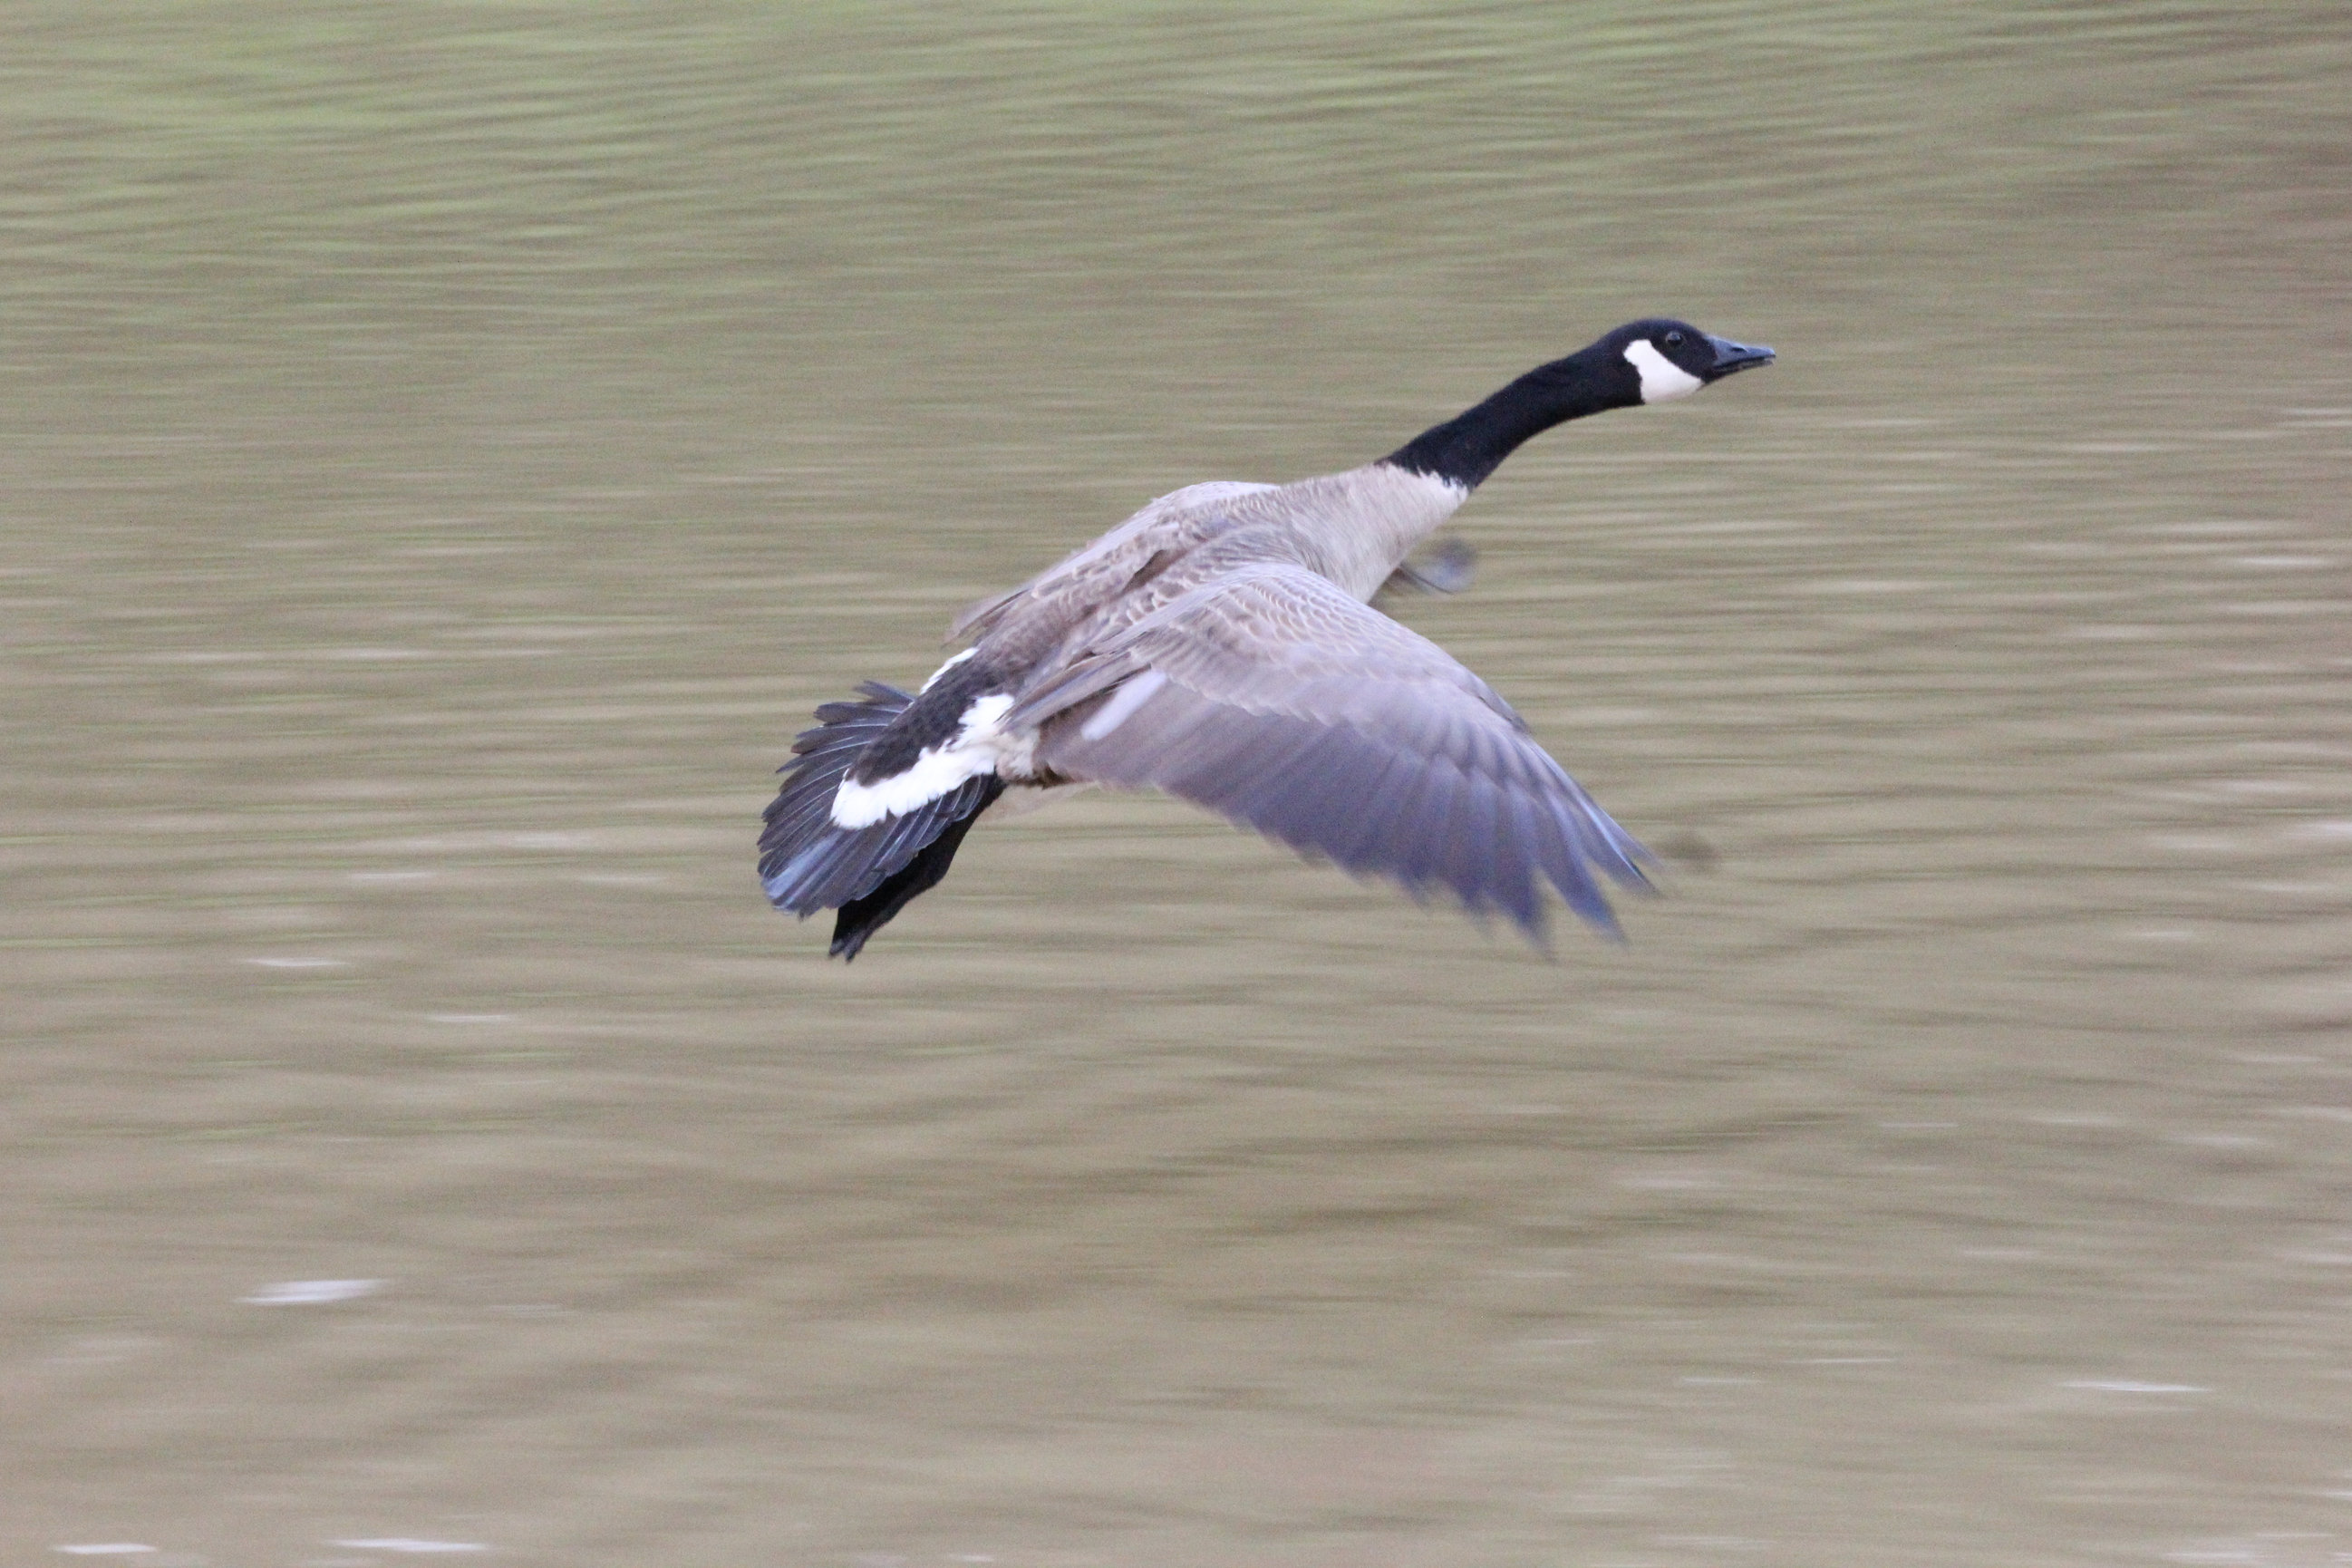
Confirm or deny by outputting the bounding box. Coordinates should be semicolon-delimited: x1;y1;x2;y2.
53;1549;156;1557
329;1543;488;1554
242;1279;384;1305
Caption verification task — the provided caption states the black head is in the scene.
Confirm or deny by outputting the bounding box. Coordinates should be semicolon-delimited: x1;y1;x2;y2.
1596;318;1775;405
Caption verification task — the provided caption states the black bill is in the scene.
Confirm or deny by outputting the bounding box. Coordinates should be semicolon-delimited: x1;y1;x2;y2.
1704;334;1776;379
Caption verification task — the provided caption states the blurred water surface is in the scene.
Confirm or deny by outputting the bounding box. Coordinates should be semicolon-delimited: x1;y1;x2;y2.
5;3;2350;1564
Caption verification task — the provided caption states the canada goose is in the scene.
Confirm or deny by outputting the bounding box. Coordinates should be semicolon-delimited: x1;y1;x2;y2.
760;318;1774;958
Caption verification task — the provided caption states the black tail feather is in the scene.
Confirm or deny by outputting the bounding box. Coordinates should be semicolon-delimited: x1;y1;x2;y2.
759;682;1001;958
830;776;1005;960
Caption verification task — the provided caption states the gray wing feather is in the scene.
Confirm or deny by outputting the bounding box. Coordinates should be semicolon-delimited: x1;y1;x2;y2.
1026;564;1650;938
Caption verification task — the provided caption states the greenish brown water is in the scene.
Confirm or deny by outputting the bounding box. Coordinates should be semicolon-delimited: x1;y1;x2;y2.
5;4;2351;1564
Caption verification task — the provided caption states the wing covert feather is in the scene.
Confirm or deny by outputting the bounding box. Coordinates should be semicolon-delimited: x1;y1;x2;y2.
1030;565;1650;935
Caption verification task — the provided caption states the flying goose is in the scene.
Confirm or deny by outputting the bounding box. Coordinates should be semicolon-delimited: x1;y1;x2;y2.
760;318;1774;958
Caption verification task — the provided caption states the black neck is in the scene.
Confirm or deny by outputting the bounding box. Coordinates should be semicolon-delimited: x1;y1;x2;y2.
1381;344;1637;490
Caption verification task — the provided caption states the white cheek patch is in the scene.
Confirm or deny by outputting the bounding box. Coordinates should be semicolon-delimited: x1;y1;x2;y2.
1079;669;1167;740
830;692;1024;828
1622;339;1704;403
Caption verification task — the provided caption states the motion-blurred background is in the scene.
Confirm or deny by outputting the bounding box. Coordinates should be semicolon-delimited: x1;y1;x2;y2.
5;4;2348;1563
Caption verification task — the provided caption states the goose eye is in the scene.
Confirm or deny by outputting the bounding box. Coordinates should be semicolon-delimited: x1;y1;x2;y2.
1662;330;1686;349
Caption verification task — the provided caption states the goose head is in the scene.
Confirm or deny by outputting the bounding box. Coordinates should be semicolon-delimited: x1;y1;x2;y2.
1603;318;1776;405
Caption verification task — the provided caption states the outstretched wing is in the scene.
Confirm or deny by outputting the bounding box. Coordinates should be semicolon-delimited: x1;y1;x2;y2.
1017;563;1651;938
